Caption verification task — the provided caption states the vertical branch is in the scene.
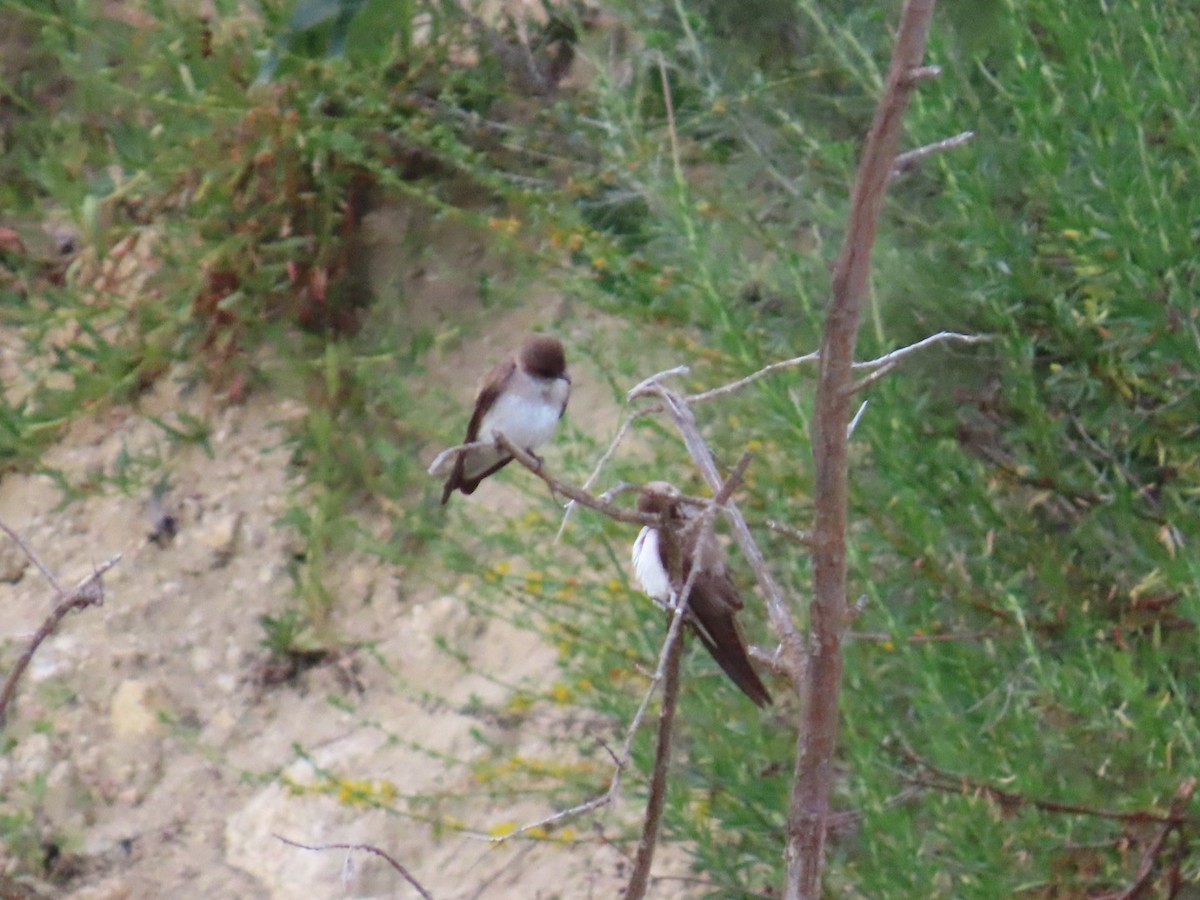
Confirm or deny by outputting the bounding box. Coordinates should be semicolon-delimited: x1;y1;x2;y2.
623;606;685;900
785;2;938;899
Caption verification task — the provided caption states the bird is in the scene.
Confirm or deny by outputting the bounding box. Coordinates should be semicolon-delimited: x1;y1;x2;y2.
438;335;570;504
631;481;773;707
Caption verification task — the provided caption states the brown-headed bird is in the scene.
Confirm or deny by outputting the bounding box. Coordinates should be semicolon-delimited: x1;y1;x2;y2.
437;335;570;504
631;481;772;707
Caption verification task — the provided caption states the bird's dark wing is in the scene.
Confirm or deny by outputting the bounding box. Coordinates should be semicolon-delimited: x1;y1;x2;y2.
684;572;773;708
441;359;516;504
464;358;516;442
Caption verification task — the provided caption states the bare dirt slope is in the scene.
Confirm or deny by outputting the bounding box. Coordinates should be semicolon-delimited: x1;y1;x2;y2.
0;204;698;898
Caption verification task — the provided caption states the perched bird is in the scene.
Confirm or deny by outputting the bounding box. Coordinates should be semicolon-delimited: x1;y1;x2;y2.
631;481;773;707
438;335;570;504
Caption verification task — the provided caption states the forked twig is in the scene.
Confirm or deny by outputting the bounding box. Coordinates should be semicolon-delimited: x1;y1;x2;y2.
494;436;658;527
0;520;120;728
0;521;64;594
685;331;985;405
555;409;656;543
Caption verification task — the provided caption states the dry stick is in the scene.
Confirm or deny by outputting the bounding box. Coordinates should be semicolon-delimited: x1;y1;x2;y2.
0;520;64;594
555;409;657;543
273;835;434;900
494;435;659;528
685;330;982;405
891;130;975;177
624;617;683;900
847;629;1002;644
766;520;814;547
0;526;121;728
625;478;736;899
787;3;939;898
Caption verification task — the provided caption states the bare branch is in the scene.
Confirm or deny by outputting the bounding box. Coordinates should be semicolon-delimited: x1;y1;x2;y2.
898;746;1199;828
849;332;989;395
846;630;1002;644
426;440;490;479
892;130;975;177
494;435;659;527
848;361;899;396
273;835;434;900
556;410;654;543
1095;777;1196;900
685;351;821;404
855;331;988;370
764;520;814;547
0;520;64;595
0;541;120;728
686;332;984;406
626;365;689;402
624;591;685;900
906;64;941;82
788;2;939;897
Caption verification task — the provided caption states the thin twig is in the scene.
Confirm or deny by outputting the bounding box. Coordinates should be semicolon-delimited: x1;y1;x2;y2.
685;332;984;406
846;401;869;438
426;440;489;478
848;361;899;395
556;410;653;543
891;130;974;177
854;331;989;371
625;484;725;899
686;351;821;404
0;551;120;728
847;630;1002;644
0;520;64;595
765;520;814;547
273;835;434;900
494;436;659;527
626;366;690;402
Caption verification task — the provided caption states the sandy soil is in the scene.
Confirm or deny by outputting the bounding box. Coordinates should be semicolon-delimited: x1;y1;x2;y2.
0;199;700;899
